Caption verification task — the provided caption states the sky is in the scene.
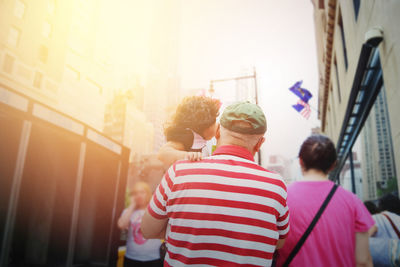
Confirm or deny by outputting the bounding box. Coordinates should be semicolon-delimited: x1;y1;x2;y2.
178;0;321;162
100;0;321;167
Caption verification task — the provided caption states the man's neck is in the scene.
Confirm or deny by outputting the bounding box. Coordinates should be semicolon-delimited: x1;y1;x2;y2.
216;141;253;155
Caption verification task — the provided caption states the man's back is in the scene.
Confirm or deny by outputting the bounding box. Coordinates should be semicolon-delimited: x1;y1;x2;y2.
148;145;289;267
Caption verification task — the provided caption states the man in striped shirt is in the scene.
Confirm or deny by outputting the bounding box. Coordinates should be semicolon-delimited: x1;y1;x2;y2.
141;101;289;266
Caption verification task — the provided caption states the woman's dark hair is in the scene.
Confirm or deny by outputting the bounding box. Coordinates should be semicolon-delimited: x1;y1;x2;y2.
299;134;337;174
378;194;400;215
364;201;379;215
164;96;220;137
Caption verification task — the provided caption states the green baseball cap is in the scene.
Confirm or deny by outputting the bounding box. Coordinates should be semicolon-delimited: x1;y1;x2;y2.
220;101;267;134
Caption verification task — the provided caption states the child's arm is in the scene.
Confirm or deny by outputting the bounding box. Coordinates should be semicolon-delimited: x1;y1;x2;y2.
117;204;135;230
158;141;202;167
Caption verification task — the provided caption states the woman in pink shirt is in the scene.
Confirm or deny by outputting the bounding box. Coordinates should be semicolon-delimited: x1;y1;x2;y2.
276;134;374;267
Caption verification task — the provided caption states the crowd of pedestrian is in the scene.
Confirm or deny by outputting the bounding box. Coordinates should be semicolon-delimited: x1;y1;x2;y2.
364;195;400;266
118;96;400;267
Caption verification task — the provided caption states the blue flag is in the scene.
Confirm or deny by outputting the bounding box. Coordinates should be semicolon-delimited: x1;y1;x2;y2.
292;103;305;112
289;81;313;103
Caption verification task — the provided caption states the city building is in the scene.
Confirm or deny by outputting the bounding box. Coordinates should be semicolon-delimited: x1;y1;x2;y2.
0;0;113;131
289;159;303;183
311;0;400;198
104;90;154;161
361;87;397;199
266;155;293;184
340;152;363;199
237;68;257;103
311;127;321;135
143;0;181;153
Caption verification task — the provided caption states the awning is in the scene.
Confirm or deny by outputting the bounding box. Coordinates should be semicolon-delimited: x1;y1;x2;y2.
331;43;383;181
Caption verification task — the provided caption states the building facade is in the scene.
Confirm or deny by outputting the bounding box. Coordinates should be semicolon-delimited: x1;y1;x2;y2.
340;152;363;199
311;0;400;199
361;87;397;199
266;155;293;184
104;90;154;161
0;0;112;131
143;0;181;153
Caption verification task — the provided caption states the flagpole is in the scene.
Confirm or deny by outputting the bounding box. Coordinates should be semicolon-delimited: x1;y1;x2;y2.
253;67;262;166
308;103;320;118
309;104;318;113
209;68;262;166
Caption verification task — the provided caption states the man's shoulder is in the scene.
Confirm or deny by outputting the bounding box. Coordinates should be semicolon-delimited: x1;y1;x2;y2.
174;156;271;171
173;156;286;186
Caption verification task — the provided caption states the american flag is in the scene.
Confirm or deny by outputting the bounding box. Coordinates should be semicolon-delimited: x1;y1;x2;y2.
293;99;311;119
299;100;311;119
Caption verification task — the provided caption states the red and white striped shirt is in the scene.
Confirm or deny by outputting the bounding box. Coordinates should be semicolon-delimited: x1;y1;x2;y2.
148;145;289;266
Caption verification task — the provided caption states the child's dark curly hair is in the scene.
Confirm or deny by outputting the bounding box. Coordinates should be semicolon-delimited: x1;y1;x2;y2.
165;96;220;137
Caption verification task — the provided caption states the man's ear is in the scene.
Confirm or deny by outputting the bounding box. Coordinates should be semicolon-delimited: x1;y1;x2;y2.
254;137;265;153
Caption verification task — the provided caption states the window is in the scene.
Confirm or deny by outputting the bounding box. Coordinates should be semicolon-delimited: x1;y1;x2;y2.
330;85;336;127
334;57;342;103
63;65;80;82
14;0;25;19
84;78;102;94
338;9;348;70
33;71;43;89
3;54;15;74
318;0;324;9
38;45;48;63
7;27;20;47
47;0;55;15
327;104;331;127
68;37;86;56
353;0;360;20
42;21;52;38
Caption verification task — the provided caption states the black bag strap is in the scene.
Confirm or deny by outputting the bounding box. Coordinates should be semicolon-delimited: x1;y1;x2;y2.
382;213;400;239
282;184;338;267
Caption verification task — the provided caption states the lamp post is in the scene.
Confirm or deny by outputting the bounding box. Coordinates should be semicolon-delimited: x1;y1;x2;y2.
209;67;262;166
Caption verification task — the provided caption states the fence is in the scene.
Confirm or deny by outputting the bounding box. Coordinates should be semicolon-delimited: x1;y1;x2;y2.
0;84;129;267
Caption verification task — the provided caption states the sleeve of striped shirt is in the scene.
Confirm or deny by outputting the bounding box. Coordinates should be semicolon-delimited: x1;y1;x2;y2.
277;205;289;239
147;164;176;219
276;181;290;239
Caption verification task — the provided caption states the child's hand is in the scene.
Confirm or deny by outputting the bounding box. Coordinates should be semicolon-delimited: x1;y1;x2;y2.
185;152;202;161
129;200;136;211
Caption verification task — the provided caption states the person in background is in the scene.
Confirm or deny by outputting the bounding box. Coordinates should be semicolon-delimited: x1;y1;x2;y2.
364;201;380;215
157;96;220;167
378;194;400;216
367;195;400;266
117;182;162;267
276;134;374;267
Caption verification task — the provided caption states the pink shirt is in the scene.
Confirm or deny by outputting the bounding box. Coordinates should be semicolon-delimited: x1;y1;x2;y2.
276;180;374;267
